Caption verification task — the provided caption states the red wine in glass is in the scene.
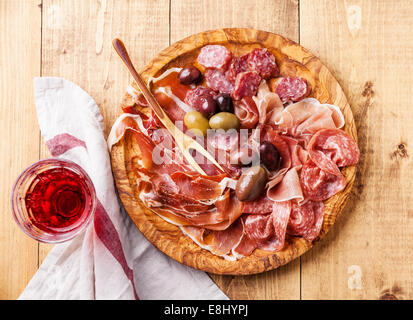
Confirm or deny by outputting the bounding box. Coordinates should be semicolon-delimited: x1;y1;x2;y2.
11;159;96;243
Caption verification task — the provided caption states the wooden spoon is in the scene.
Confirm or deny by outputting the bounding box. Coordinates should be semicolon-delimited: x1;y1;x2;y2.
112;38;224;175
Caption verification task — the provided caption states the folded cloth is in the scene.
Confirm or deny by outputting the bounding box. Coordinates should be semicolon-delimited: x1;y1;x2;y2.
19;77;228;300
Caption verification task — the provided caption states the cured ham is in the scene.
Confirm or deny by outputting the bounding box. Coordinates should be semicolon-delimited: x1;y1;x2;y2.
234;97;259;129
181;219;244;258
109;44;360;260
253;81;284;125
274;98;345;137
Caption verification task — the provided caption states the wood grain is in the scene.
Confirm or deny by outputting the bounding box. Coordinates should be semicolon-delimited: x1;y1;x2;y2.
300;0;413;300
0;0;42;299
110;28;357;290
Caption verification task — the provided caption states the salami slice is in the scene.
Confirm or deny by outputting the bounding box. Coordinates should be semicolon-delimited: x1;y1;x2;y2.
184;86;217;108
272;77;310;104
247;48;279;79
232;71;261;100
307;128;360;176
242;196;274;214
197;45;232;70
300;161;347;201
226;54;250;82
244;201;291;252
287;200;324;241
205;69;234;94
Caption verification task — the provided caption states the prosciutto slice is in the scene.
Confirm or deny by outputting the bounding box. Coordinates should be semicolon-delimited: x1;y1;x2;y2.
253;81;284;124
274;98;345;137
267;168;303;202
234;97;259;129
181;218;244;258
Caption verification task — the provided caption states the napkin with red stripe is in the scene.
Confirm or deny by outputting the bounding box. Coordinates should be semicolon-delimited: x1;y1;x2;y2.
19;77;228;300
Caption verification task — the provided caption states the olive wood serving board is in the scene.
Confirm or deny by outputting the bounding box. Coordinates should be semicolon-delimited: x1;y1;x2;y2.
110;28;357;275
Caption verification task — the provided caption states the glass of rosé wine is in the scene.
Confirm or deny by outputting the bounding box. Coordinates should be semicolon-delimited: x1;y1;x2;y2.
11;158;97;243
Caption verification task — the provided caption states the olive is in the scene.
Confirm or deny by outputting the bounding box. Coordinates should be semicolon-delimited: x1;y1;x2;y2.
194;94;216;118
259;141;282;172
209;112;240;131
235;166;268;201
178;66;202;85
229;147;260;167
214;93;234;113
184;111;210;136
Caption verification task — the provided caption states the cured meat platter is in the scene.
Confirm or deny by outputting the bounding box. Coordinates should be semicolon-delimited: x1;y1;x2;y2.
110;28;358;275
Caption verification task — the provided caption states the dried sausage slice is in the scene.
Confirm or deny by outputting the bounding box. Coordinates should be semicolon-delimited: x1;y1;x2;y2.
300;161;347;201
205;69;234;94
272;77;310;104
226;54;250;82
247;48;279;79
184;86;216;108
287;200;324;241
232;71;261;100
307;128;360;176
197;45;232;70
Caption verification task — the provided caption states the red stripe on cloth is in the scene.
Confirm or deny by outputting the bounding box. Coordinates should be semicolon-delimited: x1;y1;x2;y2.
46;133;139;299
94;201;139;300
46;133;87;156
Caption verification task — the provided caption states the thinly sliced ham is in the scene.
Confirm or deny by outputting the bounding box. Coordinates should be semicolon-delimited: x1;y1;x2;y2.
107;113;149;150
234;97;259;129
253;81;284;124
267;168;303;202
181;218;243;258
274;98;345;137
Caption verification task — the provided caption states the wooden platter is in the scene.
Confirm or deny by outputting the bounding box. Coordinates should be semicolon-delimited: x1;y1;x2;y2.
110;28;357;275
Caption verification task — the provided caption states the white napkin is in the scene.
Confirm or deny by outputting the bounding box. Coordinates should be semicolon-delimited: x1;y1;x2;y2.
19;77;228;300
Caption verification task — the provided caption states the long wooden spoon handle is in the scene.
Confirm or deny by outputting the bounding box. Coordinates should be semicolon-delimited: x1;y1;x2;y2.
112;38;165;121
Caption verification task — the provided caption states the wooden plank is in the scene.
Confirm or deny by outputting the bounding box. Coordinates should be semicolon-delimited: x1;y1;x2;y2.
300;0;413;299
38;0;170;262
0;0;42;299
170;0;300;299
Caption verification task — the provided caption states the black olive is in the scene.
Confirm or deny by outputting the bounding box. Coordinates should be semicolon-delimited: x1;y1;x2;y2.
194;94;217;118
259;141;282;172
178;66;202;85
214;93;234;113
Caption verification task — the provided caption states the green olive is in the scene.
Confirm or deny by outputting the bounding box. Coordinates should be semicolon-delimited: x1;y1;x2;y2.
184;110;210;136
209;112;240;131
235;166;268;201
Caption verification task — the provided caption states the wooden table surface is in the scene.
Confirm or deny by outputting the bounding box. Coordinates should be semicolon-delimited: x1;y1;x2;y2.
1;0;412;300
